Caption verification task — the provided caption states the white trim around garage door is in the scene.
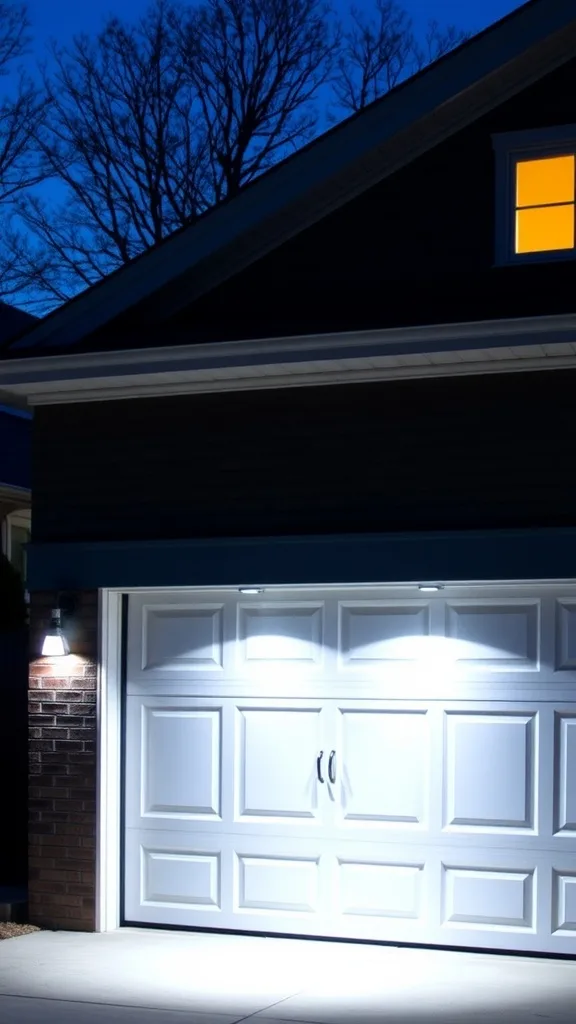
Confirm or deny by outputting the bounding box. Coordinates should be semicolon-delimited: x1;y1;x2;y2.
96;590;123;932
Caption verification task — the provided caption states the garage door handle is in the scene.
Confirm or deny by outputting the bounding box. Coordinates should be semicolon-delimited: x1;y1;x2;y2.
328;750;336;784
316;751;325;784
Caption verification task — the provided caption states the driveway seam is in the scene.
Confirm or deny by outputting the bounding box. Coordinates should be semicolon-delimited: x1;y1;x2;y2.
0;992;241;1018
233;987;311;1023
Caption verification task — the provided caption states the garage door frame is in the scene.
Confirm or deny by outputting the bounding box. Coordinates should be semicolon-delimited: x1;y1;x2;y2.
95;579;576;939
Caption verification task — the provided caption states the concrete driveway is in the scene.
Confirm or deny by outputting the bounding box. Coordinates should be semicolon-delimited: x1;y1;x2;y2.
0;928;575;1022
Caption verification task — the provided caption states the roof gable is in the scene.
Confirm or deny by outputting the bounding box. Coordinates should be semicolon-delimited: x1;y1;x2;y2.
0;301;36;345
7;0;576;356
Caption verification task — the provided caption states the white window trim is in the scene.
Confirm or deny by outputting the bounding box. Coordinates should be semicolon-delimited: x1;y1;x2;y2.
1;509;31;602
3;508;31;561
492;123;576;266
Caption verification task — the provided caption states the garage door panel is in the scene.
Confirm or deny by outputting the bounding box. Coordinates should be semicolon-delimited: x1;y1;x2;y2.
555;600;576;670
445;600;540;670
143;706;221;818
554;712;576;834
442;865;534;931
142;847;221;909
338;602;430;667
337;859;424;921
128;595;231;682
237;603;325;675
236;854;320;914
235;705;324;823
336;707;429;827
124;696;230;829
124;830;230;926
444;712;536;833
552;870;576;934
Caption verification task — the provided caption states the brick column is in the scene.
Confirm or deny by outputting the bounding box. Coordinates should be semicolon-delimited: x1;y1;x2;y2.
28;591;99;931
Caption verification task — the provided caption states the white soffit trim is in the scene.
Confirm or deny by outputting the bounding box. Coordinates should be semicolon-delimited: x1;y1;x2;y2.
9;0;576;354
1;314;576;405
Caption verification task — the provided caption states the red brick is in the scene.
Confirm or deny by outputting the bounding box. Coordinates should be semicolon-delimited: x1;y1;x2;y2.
60;824;95;837
29;590;98;933
40;811;71;824
32;881;67;894
29;855;55;868
54;799;84;812
64;846;93;861
38;834;81;847
67;884;94;896
39;869;82;882
64;858;95;870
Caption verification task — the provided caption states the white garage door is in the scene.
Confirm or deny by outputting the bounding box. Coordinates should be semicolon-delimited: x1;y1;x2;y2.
124;585;576;954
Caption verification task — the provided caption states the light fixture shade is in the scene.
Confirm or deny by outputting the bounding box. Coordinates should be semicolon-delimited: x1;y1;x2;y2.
42;608;70;657
239;587;264;595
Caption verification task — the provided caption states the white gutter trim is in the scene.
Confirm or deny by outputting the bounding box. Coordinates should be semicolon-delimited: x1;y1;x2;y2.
2;313;576;387
10;0;576;353
4;345;576;406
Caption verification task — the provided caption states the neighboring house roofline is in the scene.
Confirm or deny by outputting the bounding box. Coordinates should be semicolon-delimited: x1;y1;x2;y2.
0;402;32;419
5;0;576;357
0;483;30;503
2;312;576;405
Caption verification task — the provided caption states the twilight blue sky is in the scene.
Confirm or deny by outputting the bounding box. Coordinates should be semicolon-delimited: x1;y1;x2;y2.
23;0;524;49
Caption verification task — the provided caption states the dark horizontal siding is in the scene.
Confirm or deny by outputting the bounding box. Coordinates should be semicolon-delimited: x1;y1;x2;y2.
56;54;576;355
32;369;576;543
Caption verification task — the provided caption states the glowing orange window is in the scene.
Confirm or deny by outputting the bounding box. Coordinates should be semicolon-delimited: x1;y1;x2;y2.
515;155;576;254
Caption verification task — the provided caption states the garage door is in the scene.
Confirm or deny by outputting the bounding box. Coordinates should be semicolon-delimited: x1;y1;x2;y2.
124;585;576;954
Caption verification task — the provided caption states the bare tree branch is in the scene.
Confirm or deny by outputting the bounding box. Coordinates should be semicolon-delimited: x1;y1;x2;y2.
172;0;339;199
412;18;469;71
0;1;29;74
332;0;413;113
333;1;469;114
0;4;46;204
0;0;208;307
0;0;468;312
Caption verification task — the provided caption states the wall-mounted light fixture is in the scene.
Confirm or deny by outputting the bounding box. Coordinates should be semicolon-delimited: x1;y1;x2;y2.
239;587;265;595
418;584;444;593
42;595;74;656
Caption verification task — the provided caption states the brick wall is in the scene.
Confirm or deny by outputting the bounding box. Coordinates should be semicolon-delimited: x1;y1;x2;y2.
28;591;99;931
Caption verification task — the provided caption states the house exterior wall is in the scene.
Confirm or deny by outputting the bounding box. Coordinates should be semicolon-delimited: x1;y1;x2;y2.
31;368;576;544
28;591;98;931
159;56;576;347
22;47;576;933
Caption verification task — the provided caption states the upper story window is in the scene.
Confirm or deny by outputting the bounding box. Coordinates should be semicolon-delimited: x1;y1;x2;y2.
493;125;576;265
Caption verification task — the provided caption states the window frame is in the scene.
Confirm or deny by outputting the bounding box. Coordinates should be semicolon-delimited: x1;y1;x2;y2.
492;124;576;266
2;507;31;592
